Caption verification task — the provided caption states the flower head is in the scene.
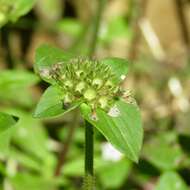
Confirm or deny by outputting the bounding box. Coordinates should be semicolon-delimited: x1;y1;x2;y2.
44;58;121;111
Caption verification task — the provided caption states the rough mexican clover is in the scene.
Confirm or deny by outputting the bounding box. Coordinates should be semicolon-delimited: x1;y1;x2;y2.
40;58;131;119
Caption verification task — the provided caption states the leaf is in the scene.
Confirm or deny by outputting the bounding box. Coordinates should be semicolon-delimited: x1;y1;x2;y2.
9;110;51;159
0;0;36;27
98;159;131;189
0;70;39;89
10;148;42;172
100;16;132;43
35;44;73;84
0;70;39;107
33;86;80;118
0;112;18;134
0;112;18;155
101;58;129;83
9;0;36;21
143;132;184;171
57;18;83;37
10;173;58;190
80;100;143;162
155;171;188;190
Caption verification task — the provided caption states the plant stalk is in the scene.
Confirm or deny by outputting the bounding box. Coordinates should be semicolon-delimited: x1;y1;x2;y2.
83;1;105;189
88;0;106;57
84;120;94;190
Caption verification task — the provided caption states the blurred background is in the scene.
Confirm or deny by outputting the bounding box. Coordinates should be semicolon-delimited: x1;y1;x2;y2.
0;0;190;189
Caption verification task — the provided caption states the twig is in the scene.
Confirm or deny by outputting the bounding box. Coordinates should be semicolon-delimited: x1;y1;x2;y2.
174;0;190;51
128;0;149;61
1;26;13;68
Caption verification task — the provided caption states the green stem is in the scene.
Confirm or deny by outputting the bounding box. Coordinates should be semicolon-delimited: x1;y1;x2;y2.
84;120;94;190
88;0;106;57
83;1;106;189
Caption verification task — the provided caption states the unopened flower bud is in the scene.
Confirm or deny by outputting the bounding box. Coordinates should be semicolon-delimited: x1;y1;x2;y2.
75;81;85;93
61;74;66;80
84;88;96;101
76;70;84;78
64;93;73;104
99;96;108;109
65;80;73;88
92;78;103;89
105;80;114;88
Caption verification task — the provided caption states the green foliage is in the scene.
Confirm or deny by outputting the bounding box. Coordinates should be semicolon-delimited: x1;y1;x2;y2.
143;132;184;171
33;86;80;118
101;57;129;83
0;112;18;155
0;70;39;106
34;44;143;162
57;18;83;38
35;44;73;84
0;70;38;89
0;0;36;27
1;2;189;189
9;173;58;190
0;112;18;133
98;159;131;189
81;100;142;162
155;172;188;190
100;16;132;43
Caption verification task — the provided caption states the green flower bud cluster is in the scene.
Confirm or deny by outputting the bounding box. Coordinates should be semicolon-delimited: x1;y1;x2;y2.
49;58;120;111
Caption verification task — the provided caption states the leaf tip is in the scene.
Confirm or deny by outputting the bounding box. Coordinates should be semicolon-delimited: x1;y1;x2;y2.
12;116;19;122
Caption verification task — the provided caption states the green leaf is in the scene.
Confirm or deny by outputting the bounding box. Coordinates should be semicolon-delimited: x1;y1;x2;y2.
0;112;18;155
10;173;58;190
0;0;36;27
9;0;36;21
10;148;42;172
98;159;131;189
100;16;132;43
10;110;51;159
57;18;83;38
33;86;80;118
0;70;39;89
0;112;18;134
101;58;129;83
155;171;188;190
143;132;184;171
35;44;73;84
80;100;143;162
5;109;56;176
0;70;39;107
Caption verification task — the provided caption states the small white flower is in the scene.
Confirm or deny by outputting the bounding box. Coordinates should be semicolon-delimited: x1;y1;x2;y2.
101;142;123;162
108;105;120;117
